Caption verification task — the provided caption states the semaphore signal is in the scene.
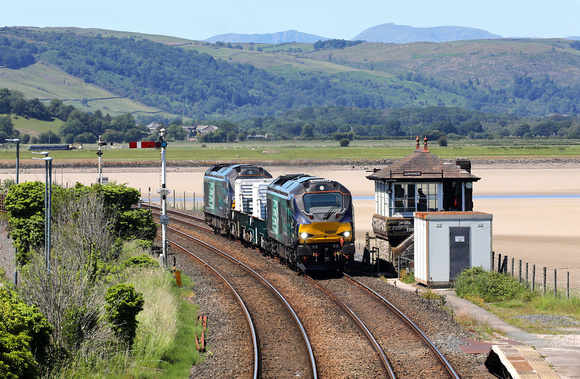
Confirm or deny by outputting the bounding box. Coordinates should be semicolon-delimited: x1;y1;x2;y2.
129;130;170;269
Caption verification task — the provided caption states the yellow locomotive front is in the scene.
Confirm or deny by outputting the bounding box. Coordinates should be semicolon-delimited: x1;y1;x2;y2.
293;178;355;271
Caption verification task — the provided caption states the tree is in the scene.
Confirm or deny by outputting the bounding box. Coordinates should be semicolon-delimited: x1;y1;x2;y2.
37;131;60;144
166;124;187;141
301;123;315;139
339;138;350;147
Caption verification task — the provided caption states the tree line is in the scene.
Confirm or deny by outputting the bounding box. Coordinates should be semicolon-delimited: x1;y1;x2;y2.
3;88;580;145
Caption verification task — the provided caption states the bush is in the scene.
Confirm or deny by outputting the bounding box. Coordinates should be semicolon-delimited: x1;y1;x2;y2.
122;254;159;269
455;267;532;303
0;287;52;378
339;138;350;147
105;284;144;347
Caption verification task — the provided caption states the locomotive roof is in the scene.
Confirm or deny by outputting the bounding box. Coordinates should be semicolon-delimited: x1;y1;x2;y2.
204;163;272;180
269;174;349;197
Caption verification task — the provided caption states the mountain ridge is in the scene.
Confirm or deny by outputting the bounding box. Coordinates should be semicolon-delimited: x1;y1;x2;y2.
205;29;329;44
204;22;503;44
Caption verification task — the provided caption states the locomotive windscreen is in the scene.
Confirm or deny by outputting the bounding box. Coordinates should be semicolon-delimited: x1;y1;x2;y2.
303;192;342;213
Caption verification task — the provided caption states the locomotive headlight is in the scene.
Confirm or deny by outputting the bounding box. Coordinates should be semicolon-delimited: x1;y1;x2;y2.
338;230;351;238
300;232;313;240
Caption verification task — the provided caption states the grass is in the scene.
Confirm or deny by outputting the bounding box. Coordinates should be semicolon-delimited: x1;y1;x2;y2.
127;267;201;378
0;60;176;118
1;138;579;164
455;267;580;335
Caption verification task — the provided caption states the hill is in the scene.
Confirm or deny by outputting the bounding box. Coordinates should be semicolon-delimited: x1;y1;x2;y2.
2;27;580;120
352;23;501;43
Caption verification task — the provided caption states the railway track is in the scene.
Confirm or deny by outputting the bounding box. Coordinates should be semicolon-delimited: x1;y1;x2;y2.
168;225;318;378
148;205;481;377
309;275;460;378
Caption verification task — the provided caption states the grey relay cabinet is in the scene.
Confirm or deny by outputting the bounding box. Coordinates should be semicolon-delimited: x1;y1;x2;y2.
414;211;492;287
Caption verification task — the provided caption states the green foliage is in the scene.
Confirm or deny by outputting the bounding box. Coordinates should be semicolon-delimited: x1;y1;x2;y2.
105;284;144;347
313;39;363;50
339;138;350;147
0;287;52;378
117;209;157;241
455;267;534;303
399;269;415;284
5;181;46;264
122;254;159;269
61;305;99;352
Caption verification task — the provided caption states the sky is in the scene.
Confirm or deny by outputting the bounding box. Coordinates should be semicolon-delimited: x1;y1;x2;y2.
3;0;580;41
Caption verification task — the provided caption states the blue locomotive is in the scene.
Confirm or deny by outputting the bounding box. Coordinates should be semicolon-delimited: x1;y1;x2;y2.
203;164;355;272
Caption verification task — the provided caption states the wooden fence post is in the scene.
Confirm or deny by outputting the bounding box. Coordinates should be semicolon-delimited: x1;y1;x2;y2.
543;267;547;295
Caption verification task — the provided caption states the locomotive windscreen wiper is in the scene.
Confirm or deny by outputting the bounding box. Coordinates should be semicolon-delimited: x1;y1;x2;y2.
323;201;339;220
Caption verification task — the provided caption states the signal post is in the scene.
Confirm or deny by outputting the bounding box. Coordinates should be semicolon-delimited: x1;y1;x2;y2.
129;129;169;268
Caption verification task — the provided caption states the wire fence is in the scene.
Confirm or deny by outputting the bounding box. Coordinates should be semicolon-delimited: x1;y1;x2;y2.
492;251;578;299
140;188;203;212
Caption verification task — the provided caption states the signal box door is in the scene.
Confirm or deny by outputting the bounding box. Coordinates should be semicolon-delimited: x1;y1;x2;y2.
449;227;470;280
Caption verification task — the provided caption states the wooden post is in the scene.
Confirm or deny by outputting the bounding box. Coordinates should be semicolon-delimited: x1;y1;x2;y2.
511;257;514;277
518;260;522;282
183;191;186;210
491;251;495;271
525;262;529;287
532;265;536;292
173;189;176;208
567;272;570;300
543;267;547;295
193;192;196;211
498;253;502;273
554;269;557;297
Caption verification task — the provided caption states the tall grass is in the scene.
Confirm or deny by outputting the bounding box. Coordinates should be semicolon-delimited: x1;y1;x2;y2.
128;267;201;377
130;269;178;368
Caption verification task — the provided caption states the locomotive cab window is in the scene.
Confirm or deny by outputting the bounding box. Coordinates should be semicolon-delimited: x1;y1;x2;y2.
303;192;342;214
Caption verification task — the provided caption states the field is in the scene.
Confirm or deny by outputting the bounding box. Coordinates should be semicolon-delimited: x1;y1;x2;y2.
0;61;175;118
1;139;579;164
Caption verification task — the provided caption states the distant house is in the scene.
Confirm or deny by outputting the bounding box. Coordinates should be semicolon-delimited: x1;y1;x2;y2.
184;125;219;140
195;125;219;134
146;122;162;132
247;134;268;140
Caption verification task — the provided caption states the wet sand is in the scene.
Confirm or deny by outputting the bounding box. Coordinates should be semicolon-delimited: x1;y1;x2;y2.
2;162;580;289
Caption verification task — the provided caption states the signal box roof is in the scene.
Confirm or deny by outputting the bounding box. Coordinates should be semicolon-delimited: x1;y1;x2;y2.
367;138;480;183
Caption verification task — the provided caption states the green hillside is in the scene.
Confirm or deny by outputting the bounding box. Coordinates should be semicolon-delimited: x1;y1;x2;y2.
2;27;580;120
0;60;176;118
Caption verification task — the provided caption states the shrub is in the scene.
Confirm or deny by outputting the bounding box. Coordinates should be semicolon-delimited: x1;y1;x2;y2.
0;287;52;378
339;138;350;147
122;254;159;269
105;284;144;347
455;267;532;303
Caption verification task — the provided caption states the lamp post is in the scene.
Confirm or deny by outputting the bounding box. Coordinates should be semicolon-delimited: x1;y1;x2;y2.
7;138;20;284
6;138;20;184
33;152;52;272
